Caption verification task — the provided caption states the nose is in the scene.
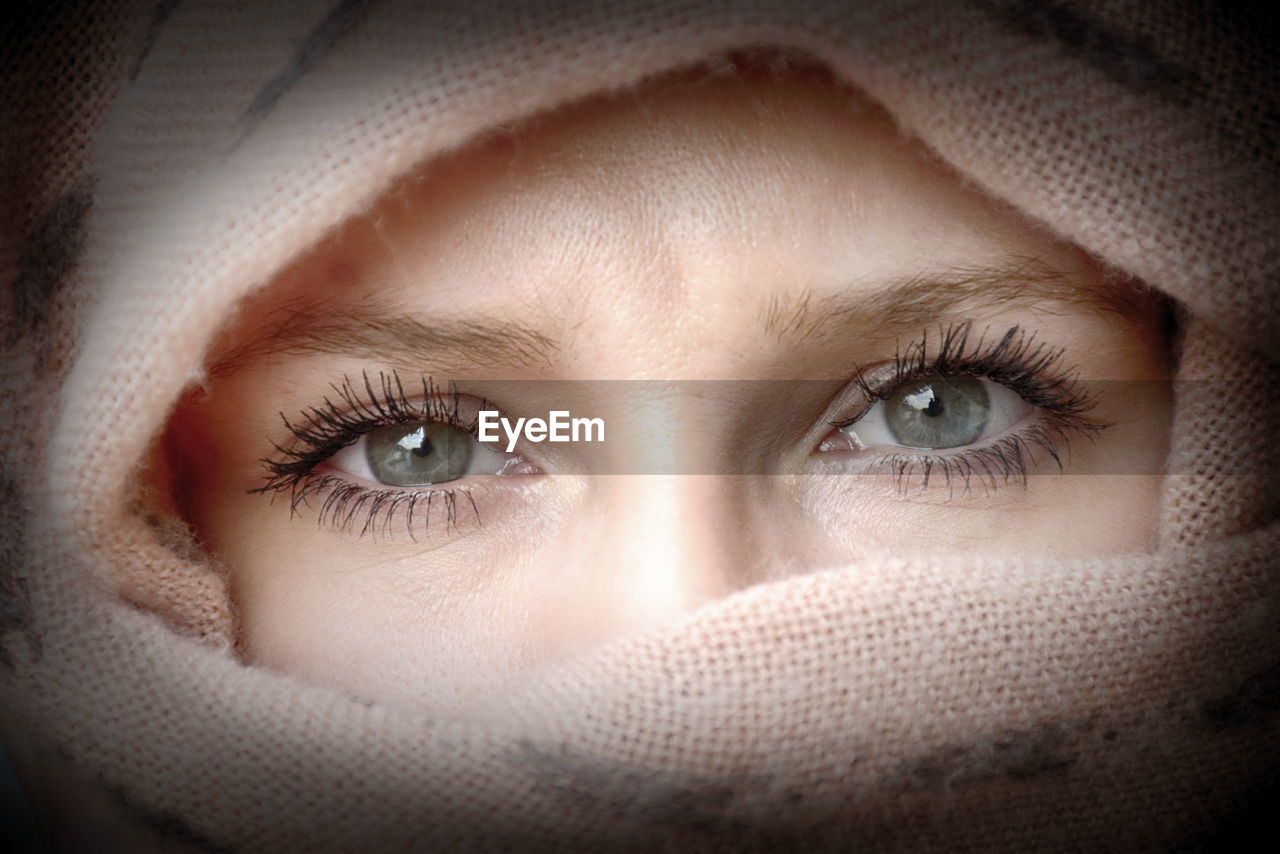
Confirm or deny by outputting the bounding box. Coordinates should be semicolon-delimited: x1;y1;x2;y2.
533;474;744;658
526;387;782;658
599;474;734;633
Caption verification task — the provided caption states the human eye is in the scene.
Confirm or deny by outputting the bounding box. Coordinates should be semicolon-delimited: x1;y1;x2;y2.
327;421;512;486
817;322;1106;492
837;374;1031;450
250;371;537;537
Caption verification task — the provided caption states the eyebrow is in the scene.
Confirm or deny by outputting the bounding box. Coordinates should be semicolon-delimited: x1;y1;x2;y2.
212;257;1147;376
210;303;560;378
759;257;1147;345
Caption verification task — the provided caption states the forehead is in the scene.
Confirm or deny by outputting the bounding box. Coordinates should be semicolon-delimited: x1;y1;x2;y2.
212;65;1110;380
341;68;1047;292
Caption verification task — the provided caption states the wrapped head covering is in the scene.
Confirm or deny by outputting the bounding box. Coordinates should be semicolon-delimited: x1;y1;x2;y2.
2;0;1278;849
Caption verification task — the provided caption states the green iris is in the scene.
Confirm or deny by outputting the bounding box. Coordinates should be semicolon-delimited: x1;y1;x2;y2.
365;423;472;486
884;376;989;449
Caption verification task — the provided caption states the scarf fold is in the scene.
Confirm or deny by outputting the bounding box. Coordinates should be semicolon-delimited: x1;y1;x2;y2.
3;0;1277;849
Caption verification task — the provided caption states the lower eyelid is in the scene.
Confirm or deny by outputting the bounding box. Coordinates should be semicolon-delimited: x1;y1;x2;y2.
296;475;481;540
809;411;1071;496
283;466;566;542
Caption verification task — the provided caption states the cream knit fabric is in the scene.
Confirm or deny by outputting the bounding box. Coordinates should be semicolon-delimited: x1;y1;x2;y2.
2;0;1277;850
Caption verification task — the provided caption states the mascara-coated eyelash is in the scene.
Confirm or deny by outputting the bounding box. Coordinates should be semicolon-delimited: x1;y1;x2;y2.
251;371;494;539
827;321;1107;493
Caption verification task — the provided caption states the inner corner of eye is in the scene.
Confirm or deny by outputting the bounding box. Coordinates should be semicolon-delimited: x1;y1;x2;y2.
818;425;863;453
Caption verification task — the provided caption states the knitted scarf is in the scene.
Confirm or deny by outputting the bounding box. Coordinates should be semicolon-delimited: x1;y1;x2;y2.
2;0;1277;849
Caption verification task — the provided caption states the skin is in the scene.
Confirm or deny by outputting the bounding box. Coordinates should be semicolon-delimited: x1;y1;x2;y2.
168;65;1172;711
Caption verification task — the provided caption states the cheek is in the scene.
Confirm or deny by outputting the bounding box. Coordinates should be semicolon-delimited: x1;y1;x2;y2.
218;478;591;711
797;475;1164;557
217;480;729;710
220;471;1167;713
228;527;539;710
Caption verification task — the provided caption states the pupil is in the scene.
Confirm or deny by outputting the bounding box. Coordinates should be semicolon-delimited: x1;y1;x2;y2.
411;435;433;457
922;393;944;417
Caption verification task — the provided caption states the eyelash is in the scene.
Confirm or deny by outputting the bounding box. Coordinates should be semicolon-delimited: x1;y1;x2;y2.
253;322;1105;535
251;371;486;539
833;321;1107;493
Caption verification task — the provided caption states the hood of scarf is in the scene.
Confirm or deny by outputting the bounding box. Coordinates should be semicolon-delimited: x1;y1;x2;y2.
2;0;1278;849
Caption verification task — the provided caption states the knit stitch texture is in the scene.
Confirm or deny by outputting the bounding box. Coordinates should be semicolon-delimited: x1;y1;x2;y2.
2;0;1277;850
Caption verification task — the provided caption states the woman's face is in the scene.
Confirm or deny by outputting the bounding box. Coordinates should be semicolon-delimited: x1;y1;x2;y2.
169;68;1172;710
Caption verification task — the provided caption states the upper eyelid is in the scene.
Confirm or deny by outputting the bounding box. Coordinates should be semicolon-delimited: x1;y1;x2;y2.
828;323;1090;432
279;374;491;444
